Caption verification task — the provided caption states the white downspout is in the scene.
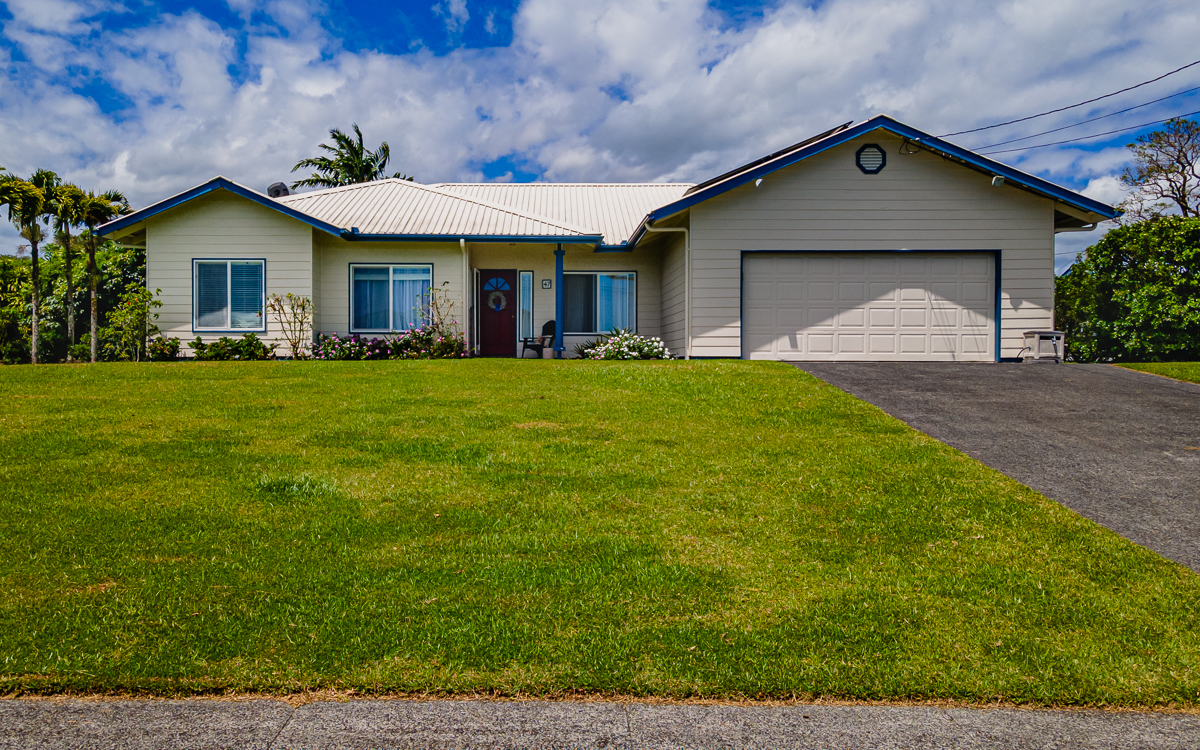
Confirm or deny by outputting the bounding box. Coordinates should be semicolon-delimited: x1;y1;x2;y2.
643;226;690;360
460;238;469;352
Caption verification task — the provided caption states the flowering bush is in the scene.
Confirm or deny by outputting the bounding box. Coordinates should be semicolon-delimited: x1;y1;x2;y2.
312;325;467;360
578;328;672;360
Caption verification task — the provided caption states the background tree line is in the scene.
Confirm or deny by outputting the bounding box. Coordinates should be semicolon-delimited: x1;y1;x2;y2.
0;168;131;364
1056;118;1199;362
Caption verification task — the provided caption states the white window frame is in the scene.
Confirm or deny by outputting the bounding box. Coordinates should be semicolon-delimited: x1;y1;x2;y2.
349;263;434;333
192;259;266;332
562;271;637;334
518;270;534;340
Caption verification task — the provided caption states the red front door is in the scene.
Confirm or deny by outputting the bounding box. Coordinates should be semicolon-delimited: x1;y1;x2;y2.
479;269;518;357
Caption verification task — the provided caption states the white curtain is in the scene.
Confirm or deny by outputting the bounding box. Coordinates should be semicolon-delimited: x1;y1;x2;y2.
596;273;634;332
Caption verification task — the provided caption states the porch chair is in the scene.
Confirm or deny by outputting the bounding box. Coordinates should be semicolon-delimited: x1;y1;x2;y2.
521;320;556;359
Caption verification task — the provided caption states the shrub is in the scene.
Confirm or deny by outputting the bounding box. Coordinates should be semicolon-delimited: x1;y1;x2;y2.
191;333;275;361
578;328;672;360
101;287;162;362
148;336;180;362
1055;216;1200;362
266;292;314;359
312;325;467;361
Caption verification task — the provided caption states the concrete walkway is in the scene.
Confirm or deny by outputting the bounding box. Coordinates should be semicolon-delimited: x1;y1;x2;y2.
3;698;1199;749
796;363;1200;571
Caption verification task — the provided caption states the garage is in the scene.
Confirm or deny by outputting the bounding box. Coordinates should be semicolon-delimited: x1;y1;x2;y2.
742;252;996;362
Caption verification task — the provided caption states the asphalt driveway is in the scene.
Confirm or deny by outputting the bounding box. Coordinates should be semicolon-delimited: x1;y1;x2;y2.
796;363;1200;571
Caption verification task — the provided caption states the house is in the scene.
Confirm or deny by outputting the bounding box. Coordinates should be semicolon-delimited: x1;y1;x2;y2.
99;115;1118;361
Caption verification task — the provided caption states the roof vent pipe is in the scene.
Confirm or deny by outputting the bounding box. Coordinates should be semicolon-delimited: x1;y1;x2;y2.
267;182;290;198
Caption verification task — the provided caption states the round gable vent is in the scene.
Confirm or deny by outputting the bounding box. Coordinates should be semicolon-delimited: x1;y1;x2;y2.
856;144;886;174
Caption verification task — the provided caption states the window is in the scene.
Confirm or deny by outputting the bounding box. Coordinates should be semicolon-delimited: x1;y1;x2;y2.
193;260;265;331
350;264;432;332
563;272;636;333
519;271;533;339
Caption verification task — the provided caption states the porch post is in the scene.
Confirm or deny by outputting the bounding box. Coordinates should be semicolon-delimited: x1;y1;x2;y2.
554;244;565;358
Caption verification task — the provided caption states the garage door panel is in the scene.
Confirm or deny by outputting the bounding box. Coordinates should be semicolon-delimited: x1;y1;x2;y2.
869;334;896;353
869;308;895;327
809;282;835;301
743;252;995;362
839;308;865;327
869;282;898;301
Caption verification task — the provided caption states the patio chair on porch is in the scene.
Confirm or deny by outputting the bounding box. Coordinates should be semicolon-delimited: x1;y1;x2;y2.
521;320;556;359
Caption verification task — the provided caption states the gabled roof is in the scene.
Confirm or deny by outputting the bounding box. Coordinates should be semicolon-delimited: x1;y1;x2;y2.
276;179;602;241
632;114;1120;244
98;176;345;239
433;183;692;245
102;114;1119;247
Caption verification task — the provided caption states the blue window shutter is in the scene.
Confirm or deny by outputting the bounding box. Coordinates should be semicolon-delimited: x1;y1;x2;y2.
195;262;229;328
230;262;264;329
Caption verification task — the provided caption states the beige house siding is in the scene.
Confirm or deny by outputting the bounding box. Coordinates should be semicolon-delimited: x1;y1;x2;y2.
688;131;1055;359
465;242;662;355
312;234;466;336
656;233;687;355
145;191;314;355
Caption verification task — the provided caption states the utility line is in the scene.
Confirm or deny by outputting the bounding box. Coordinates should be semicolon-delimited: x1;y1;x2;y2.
939;58;1200;137
974;85;1200;150
979;108;1200;155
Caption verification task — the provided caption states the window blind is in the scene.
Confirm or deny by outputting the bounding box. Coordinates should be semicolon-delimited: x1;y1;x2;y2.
195;262;229;328
229;262;263;329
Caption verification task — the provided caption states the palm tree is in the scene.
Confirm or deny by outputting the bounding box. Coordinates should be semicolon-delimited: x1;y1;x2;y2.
79;189;130;363
290;123;413;189
0;171;53;363
50;184;86;355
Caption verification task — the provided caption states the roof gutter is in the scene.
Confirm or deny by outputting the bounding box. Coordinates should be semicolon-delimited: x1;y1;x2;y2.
339;230;603;244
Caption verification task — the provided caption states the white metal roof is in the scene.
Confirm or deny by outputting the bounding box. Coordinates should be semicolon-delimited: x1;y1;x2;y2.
433;183;692;245
276;179;600;238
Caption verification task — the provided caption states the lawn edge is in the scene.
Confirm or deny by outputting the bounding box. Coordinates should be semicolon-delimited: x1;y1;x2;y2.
3;685;1198;712
1113;363;1200;385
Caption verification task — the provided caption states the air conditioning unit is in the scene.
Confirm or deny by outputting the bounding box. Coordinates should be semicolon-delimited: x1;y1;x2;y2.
1022;330;1065;363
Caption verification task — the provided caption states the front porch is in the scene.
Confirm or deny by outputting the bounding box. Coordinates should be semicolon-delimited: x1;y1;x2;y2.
463;241;663;358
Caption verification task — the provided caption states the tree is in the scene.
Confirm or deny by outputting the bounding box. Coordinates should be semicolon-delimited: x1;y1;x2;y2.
1055;216;1200;362
1119;118;1200;222
0;171;55;363
49;183;86;355
290;123;413;189
79;190;130;363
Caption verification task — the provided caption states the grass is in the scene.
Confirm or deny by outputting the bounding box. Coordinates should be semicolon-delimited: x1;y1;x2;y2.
1;360;1198;705
1118;362;1200;384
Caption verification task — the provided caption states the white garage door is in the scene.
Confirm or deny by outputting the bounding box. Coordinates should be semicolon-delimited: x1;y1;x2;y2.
742;252;995;362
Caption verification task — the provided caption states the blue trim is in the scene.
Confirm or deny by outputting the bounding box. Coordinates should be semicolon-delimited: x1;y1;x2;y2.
738;249;1001;362
341;232;603;244
994;251;1003;363
643;115;1119;232
594;244;633;252
554;245;565;358
101;177;344;237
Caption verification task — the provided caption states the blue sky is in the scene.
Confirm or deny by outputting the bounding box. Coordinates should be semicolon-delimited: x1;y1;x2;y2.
1;0;1199;268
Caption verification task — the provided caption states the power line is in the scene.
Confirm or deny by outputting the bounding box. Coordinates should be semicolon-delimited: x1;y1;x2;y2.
939;58;1200;137
979;108;1200;155
974;85;1200;150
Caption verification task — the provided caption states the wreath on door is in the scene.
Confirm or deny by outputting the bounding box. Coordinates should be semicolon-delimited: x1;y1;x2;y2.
488;290;507;312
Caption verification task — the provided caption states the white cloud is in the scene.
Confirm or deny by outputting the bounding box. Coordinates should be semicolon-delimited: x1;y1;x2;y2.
433;0;470;34
1;0;1198;255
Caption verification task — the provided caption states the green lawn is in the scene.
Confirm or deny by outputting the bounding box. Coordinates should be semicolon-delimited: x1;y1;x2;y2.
1119;362;1200;384
1;360;1197;705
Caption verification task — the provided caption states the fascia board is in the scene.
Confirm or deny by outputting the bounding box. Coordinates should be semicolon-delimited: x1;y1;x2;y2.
340;232;604;244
